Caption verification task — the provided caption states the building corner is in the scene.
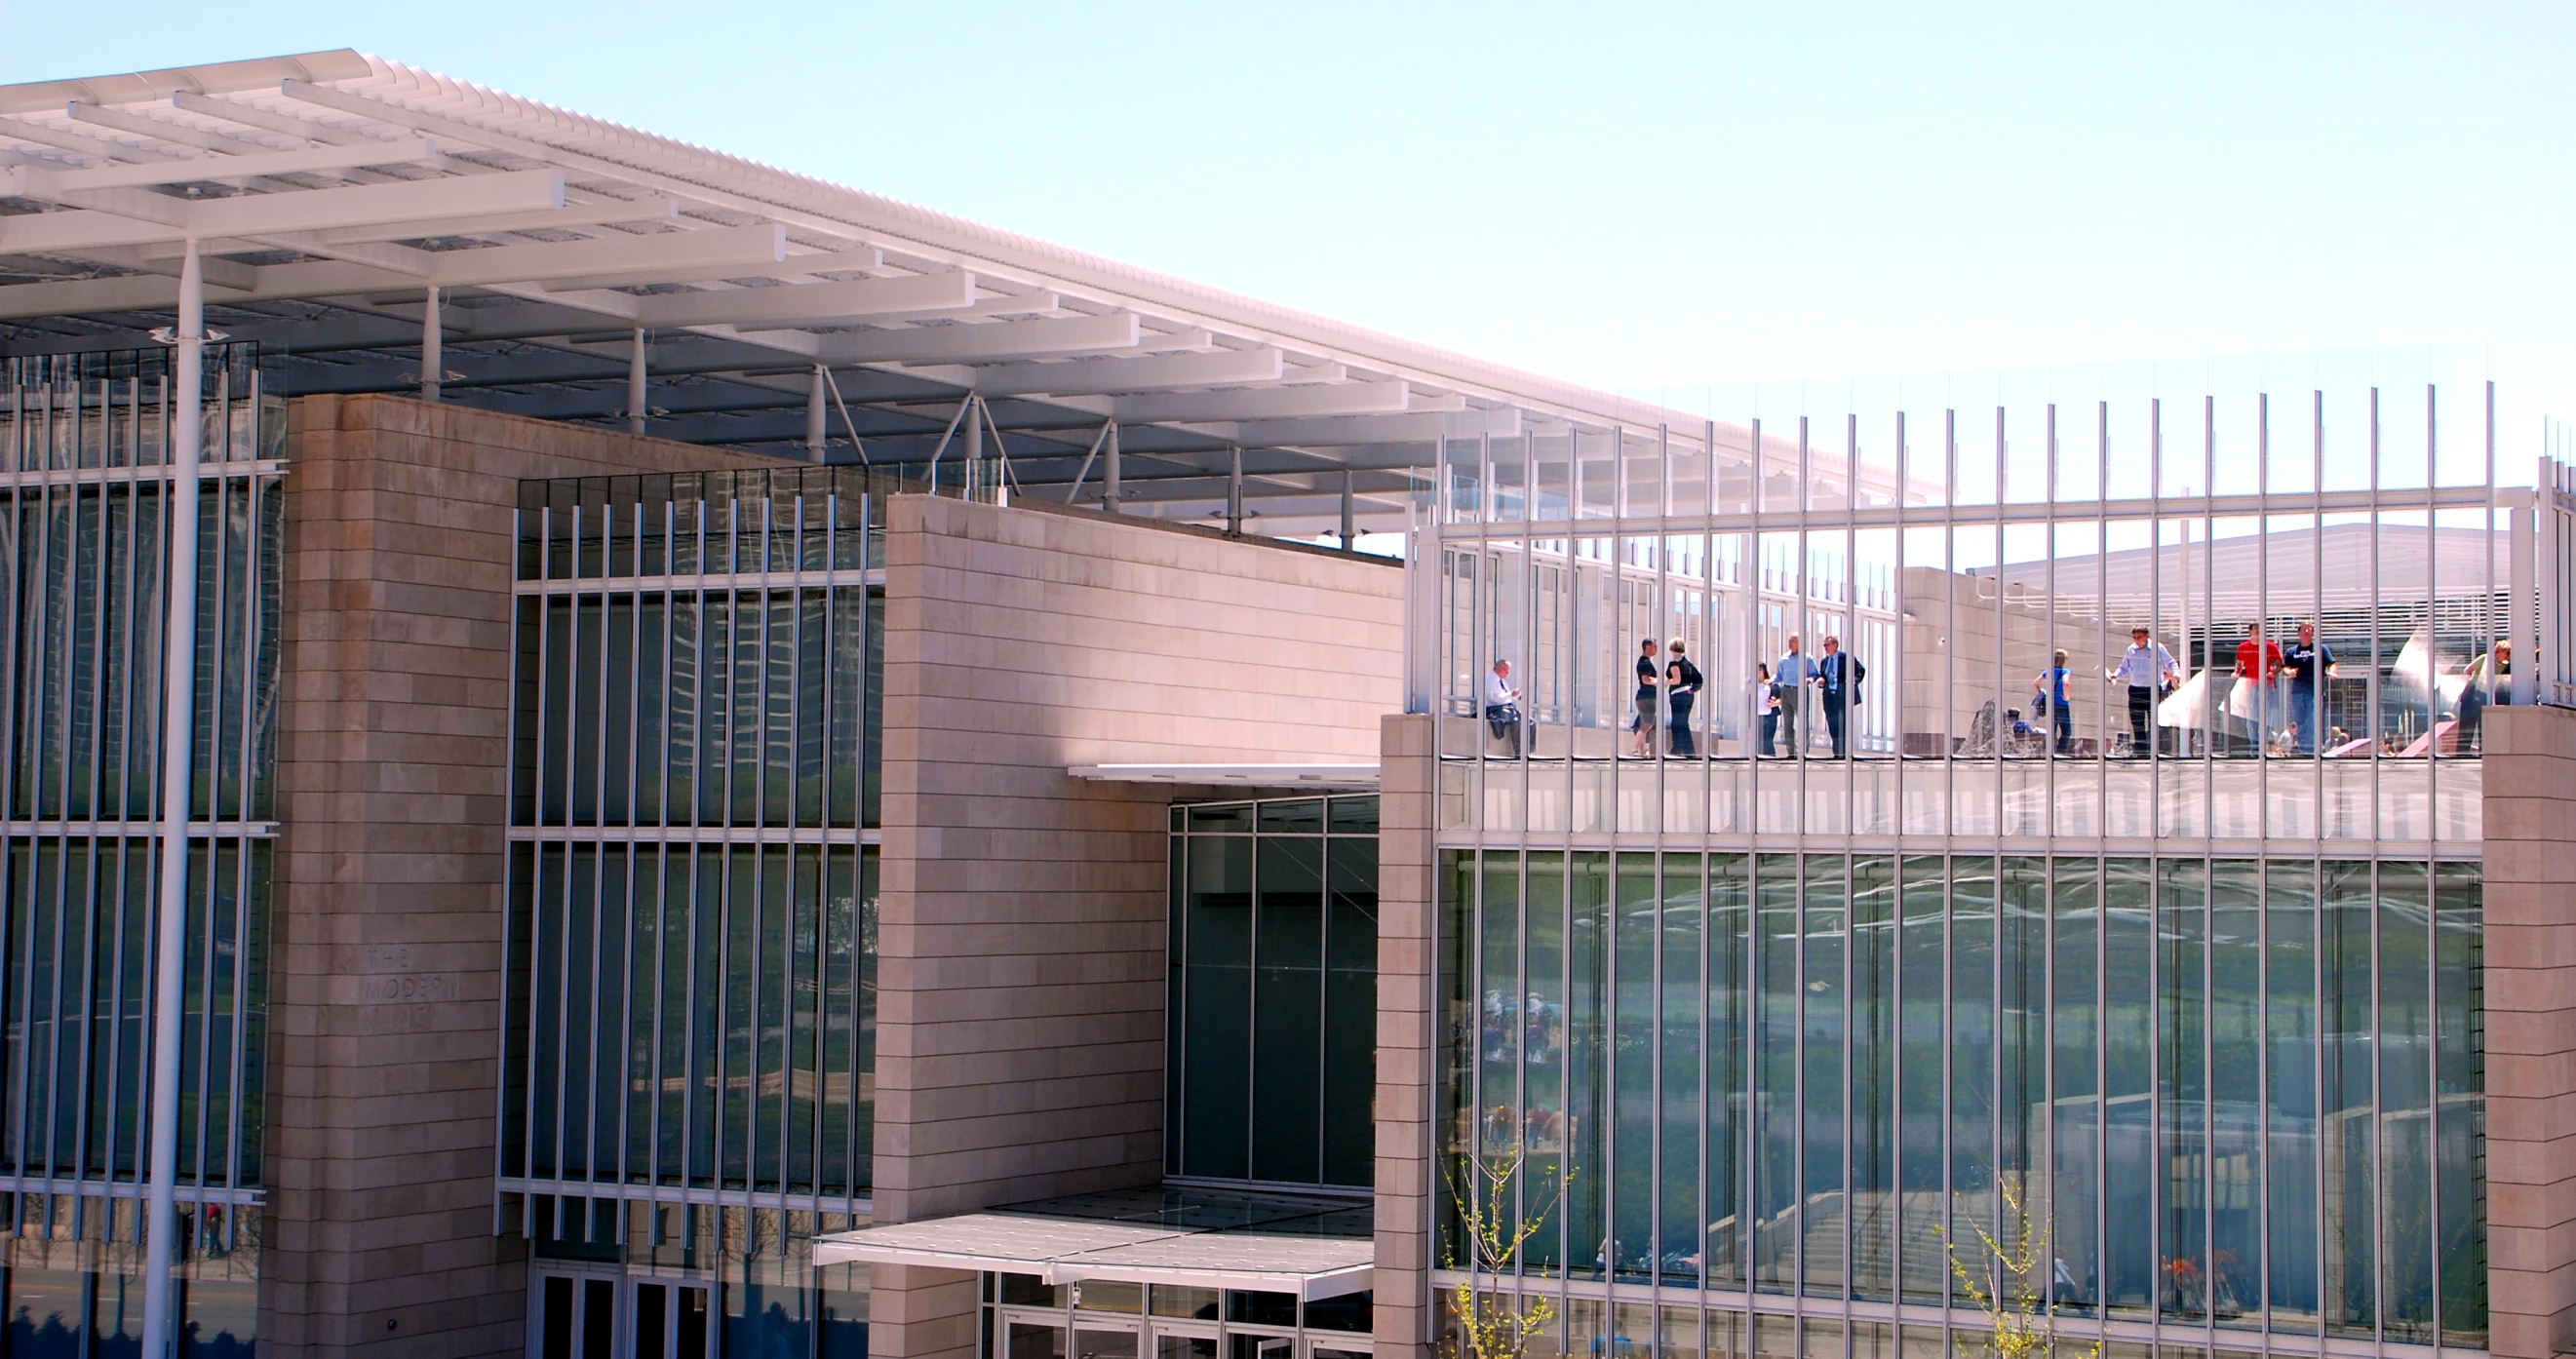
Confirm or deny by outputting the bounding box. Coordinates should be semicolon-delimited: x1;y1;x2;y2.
2482;702;2576;1359
1376;714;1438;1359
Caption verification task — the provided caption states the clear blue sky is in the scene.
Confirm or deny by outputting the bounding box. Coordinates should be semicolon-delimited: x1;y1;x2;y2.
13;3;2574;421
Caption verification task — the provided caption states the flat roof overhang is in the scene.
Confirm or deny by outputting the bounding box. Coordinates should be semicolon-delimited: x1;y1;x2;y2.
0;51;1745;538
1067;763;1378;790
813;1189;1374;1301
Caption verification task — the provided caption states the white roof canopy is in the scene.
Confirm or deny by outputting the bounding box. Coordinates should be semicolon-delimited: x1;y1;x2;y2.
0;52;1709;537
814;1189;1374;1301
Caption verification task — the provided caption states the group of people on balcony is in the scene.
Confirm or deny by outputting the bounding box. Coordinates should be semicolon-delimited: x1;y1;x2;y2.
1484;632;1872;759
1481;624;2510;759
1750;633;1866;758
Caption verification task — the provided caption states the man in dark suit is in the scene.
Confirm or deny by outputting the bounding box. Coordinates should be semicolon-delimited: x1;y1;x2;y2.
1815;634;1867;757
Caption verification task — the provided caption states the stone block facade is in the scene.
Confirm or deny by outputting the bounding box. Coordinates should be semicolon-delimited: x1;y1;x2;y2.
869;494;1402;1359
2483;702;2576;1359
1374;714;1437;1359
261;395;757;1359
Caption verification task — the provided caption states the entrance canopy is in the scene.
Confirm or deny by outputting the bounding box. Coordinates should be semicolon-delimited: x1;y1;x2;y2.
813;1186;1373;1301
1067;762;1378;789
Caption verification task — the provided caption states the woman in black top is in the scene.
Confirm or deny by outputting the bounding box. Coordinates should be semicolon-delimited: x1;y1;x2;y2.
1628;638;1659;757
1665;638;1702;757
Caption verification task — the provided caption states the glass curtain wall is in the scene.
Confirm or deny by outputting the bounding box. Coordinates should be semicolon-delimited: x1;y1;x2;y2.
1167;796;1380;1190
1419;357;2497;1359
1437;852;2483;1356
0;347;281;1357
503;469;891;1346
1424;366;2505;847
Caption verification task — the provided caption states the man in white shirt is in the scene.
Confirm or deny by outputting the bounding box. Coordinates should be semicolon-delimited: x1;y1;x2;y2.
2105;626;2180;758
1485;658;1523;757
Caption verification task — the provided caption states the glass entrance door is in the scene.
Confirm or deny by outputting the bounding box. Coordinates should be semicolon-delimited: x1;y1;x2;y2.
1074;1323;1143;1359
533;1273;617;1359
632;1280;713;1359
532;1271;711;1359
1150;1322;1219;1359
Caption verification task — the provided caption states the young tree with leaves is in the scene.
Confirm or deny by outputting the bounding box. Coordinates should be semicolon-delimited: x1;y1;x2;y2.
1937;1176;2101;1359
1444;1143;1574;1359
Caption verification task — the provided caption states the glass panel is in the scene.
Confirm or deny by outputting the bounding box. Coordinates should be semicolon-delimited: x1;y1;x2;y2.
1075;1330;1140;1359
1800;854;1847;1298
1611;852;1657;1280
1011;1324;1070;1359
1707;854;1750;1288
2266;861;2321;1334
1659;856;1704;1286
1075;1282;1144;1314
2322;860;2376;1336
1897;857;1946;1305
1252;836;1324;1184
1565;852;1610;1280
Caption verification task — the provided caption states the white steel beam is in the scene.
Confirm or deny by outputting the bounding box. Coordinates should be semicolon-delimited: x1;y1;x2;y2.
886;291;1062;325
965;347;1286;399
0;169;563;252
171;90;376;145
418;223;783;289
1112;379;1409;425
7;136;439;193
0;114;181;163
283;79;889;257
1219;406;1522;447
65;100;262;154
0;274;220;319
813;312;1139;366
765;247;886;279
306;194;680;245
624;270;974;330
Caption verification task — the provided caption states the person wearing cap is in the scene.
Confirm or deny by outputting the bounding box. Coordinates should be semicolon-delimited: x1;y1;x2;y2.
2033;648;2074;756
2106;627;2180;758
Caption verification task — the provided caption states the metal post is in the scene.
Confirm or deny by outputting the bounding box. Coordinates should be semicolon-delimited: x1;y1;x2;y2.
420;284;443;403
1339;467;1356;550
806;366;828;463
142;237;206;1359
627;329;648;436
2513;474;2538;707
963;395;983;500
1226;445;1244;536
1103;424;1122;513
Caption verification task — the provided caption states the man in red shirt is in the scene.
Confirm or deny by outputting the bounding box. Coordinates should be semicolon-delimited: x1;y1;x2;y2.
2235;621;2284;755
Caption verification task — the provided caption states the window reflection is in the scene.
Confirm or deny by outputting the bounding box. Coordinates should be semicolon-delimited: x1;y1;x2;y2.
1437;851;2485;1342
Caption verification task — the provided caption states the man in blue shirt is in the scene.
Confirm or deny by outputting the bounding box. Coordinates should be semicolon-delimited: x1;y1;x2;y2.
2034;648;2073;755
1775;636;1812;757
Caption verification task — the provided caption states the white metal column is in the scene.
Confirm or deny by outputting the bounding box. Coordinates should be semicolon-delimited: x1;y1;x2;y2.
806;366;828;462
142;237;207;1359
1103;424;1122;513
421;284;443;402
628;330;648;436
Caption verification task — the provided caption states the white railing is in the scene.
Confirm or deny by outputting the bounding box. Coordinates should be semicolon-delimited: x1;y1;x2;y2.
2526;453;2576;707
